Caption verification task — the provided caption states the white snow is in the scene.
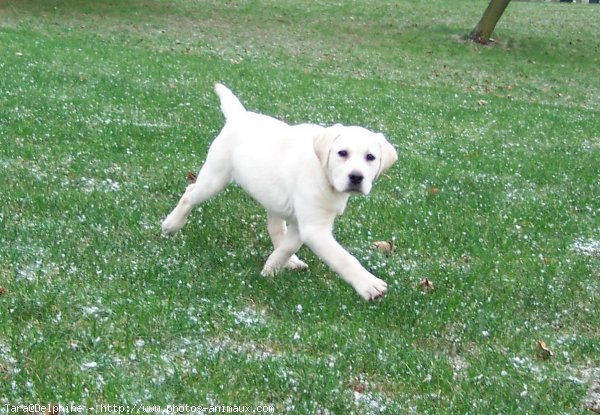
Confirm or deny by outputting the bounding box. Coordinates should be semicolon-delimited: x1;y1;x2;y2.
570;237;600;256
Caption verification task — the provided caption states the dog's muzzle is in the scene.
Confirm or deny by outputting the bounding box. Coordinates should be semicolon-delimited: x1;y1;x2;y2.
346;172;364;193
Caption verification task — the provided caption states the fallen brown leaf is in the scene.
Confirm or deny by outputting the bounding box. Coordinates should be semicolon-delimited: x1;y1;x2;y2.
427;186;440;196
373;240;395;254
420;278;434;293
186;172;197;184
350;378;367;394
0;287;6;296
537;340;553;357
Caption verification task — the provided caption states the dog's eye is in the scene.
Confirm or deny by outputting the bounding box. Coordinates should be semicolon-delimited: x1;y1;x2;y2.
366;154;376;162
338;150;349;158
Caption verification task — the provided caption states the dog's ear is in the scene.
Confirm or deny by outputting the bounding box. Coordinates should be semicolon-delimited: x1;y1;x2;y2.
376;133;398;179
313;124;343;168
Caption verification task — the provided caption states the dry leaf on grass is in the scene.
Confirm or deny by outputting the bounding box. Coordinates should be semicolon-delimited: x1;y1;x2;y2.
420;278;434;293
351;378;367;394
373;240;395;254
187;171;197;184
427;186;440;196
537;340;553;357
0;287;7;296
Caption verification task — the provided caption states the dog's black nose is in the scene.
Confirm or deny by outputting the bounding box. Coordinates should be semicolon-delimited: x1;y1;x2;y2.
349;172;364;185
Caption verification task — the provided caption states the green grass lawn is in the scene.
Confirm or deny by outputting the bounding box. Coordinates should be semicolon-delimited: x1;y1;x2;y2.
1;0;599;413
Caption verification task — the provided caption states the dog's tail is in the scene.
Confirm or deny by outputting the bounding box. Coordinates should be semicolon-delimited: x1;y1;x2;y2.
214;83;246;120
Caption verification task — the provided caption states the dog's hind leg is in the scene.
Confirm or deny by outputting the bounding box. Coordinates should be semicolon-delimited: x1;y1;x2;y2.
266;214;308;272
162;142;232;235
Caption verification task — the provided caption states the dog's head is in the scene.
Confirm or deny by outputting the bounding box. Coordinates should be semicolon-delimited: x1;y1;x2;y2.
314;124;397;195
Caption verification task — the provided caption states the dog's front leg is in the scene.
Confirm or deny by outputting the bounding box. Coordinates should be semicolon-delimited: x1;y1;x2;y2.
301;225;387;300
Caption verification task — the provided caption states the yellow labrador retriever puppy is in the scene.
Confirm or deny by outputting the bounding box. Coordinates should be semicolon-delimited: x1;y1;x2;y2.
162;84;397;300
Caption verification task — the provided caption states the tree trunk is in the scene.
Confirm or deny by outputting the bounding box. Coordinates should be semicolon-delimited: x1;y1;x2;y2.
468;0;512;44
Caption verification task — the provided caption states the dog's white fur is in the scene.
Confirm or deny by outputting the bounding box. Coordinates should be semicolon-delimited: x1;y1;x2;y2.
161;84;397;300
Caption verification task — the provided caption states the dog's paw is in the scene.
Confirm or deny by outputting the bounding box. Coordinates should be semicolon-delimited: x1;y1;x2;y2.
161;213;185;235
355;276;388;301
285;255;308;270
260;264;277;277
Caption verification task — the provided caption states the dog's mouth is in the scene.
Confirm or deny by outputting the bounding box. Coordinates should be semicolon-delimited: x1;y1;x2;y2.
345;185;364;194
343;180;372;195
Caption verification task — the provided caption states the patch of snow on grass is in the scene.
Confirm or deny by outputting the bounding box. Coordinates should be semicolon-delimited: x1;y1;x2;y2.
568;366;600;412
583;368;600;412
232;306;266;326
511;356;546;382
0;341;18;375
352;374;389;413
79;177;121;193
354;390;387;413
81;306;101;316
570;237;600;256
450;355;469;381
81;361;99;370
